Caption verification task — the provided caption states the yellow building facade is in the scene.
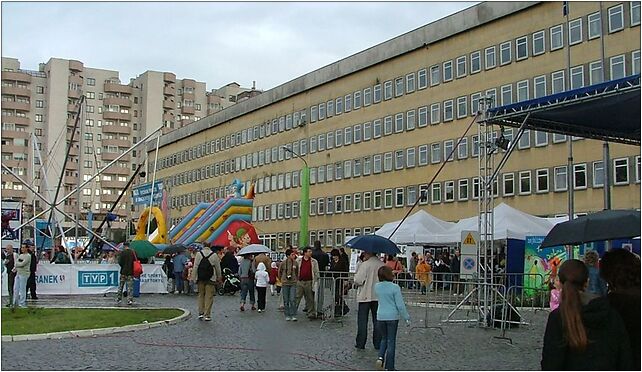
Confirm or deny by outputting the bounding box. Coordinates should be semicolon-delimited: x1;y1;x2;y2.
149;1;641;250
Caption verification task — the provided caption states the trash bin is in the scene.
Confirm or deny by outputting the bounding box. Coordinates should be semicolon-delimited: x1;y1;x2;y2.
133;278;141;298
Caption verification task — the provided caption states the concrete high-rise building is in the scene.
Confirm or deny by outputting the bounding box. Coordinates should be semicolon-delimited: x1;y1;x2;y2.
1;56;259;240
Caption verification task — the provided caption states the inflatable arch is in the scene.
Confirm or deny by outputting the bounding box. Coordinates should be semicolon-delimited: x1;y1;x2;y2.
135;206;168;244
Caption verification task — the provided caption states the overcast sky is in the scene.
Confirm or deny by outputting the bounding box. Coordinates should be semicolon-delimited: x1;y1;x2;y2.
2;2;476;91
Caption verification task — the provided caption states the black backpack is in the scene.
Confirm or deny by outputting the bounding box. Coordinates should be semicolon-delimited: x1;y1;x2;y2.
197;251;215;281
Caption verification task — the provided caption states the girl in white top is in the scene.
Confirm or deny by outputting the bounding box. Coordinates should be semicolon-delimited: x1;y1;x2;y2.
254;262;270;312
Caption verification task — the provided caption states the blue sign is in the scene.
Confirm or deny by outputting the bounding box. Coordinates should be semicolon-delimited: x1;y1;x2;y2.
132;181;163;206
462;257;476;270
77;270;119;287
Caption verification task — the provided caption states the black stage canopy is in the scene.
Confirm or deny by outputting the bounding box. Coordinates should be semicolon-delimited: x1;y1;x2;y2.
486;75;640;146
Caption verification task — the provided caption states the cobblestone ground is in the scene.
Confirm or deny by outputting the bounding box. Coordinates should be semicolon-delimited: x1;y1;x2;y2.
1;291;546;370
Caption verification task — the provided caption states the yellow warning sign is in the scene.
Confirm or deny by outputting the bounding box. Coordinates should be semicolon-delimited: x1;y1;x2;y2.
463;233;476;245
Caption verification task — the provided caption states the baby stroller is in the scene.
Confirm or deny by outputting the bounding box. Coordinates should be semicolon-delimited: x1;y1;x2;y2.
217;267;241;295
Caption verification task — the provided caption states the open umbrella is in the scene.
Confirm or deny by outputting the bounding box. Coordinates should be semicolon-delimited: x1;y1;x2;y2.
346;235;401;255
129;240;158;259
540;209;641;248
237;244;270;256
162;244;187;255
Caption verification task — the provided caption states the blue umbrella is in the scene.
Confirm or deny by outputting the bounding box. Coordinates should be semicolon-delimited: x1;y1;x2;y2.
346;235;400;255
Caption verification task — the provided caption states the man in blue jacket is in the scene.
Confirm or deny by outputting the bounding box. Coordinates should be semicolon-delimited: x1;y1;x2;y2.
173;251;189;294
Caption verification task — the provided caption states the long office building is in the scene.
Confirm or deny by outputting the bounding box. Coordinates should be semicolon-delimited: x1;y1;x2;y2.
154;1;636;249
1;56;259;238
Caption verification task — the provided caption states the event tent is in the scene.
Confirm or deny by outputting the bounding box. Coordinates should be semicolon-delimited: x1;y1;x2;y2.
431;203;556;243
374;209;454;244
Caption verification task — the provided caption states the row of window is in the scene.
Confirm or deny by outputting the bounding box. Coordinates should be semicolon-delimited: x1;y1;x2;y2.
249;156;641;222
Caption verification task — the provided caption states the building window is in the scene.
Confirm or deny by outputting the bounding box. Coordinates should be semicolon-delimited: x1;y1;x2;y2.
632;1;641;26
431;183;441;204
417;69;428;89
536;169;549;193
353;91;362;110
430;65;440;86
373;154;382;173
614;158;629;185
632;50;640;75
431;143;441;164
406;73;416;93
395;188;404;207
373;119;382;138
503;173;515;196
516;80;529;102
470;92;482;114
418;106;428;127
550;24;564;51
485;46;496;69
418;145;428;166
384;80;393;100
443;100;453;122
470;51;481;73
384;189;393;209
500;84;513;106
406;147;416;168
552;70;565;93
444;181;455;202
610;55;626;80
568;18;583;45
87;78;95;86
535;131;548;147
363;88;372;107
519;171;531;195
592;161;605;187
553;133;567;143
430;103;440;124
456;56;467;77
443;60;453;81
444;140;454;162
373;84;382;103
500;41;511;65
35;114;43;122
335;96;343;114
516;36;528;60
570;66;584;89
608;4;624;33
472;177;480;199
574;163;587;190
588;12;601;39
471;135;480;157
394;113;404;133
456;96;467;118
636;156;641;183
554;166;568;191
589;61;604;85
394;77;404;97
458;137;468;159
532;30;546;55
384;152;393;172
458;179;469;200
344;94;352;112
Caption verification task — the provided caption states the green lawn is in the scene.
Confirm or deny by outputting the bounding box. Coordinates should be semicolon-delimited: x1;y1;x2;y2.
1;307;183;336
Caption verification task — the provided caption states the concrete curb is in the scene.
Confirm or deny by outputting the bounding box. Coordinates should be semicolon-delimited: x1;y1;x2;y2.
2;307;190;342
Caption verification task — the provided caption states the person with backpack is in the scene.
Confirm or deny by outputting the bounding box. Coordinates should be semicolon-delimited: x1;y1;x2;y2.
191;244;223;321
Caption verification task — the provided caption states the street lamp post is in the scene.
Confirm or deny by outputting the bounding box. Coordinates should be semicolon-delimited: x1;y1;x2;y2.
283;147;309;248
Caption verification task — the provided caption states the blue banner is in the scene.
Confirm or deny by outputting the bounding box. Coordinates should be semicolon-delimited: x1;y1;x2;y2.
132;181;164;206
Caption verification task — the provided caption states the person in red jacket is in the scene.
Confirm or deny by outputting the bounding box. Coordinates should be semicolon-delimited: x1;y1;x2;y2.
269;262;278;295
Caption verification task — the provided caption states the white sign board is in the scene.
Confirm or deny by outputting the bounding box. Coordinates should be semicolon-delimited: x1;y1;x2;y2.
460;230;479;276
1;264;167;296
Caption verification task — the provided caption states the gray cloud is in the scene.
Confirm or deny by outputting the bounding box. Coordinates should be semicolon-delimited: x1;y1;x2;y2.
2;2;476;90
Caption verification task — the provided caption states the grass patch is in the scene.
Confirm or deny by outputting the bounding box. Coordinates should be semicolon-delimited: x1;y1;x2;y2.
1;307;184;336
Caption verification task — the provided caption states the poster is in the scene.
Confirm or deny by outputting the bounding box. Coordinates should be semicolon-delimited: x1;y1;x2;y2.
523;236;585;294
1;201;21;248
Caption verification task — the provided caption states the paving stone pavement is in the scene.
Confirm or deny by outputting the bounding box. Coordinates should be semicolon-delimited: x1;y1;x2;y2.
1;292;547;370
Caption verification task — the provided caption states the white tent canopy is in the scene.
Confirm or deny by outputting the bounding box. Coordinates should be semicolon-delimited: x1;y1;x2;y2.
431;203;557;243
374;209;455;244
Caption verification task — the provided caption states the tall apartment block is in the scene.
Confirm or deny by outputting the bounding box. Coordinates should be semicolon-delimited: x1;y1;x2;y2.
1;56;259;239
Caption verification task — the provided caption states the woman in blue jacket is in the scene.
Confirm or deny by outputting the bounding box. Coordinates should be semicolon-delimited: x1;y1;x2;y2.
374;265;410;371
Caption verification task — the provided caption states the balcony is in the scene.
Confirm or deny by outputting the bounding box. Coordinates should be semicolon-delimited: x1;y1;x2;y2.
101;180;127;189
2;85;30;97
182;91;195;100
181;105;195;115
101;151;130;162
68;89;82;99
1;173;22;183
2;129;30;139
69;146;79;156
2;144;28;154
103;96;131;107
68;75;83;86
103;164;130;175
102;138;131;148
100;194;119;203
68;103;81;112
2;101;30;111
104;82;132;94
179;118;193;127
2;116;29;126
67;117;79;127
102;124;131;134
65;161;77;170
1;71;31;83
64;175;78;185
69;60;83;72
163;72;176;83
1;159;20;168
182;79;196;89
162;112;174;122
163;99;175;109
163;85;175;96
2;189;27;199
102;111;131;121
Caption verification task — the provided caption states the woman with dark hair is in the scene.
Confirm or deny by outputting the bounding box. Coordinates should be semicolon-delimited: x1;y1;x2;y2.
600;249;641;370
541;259;631;370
